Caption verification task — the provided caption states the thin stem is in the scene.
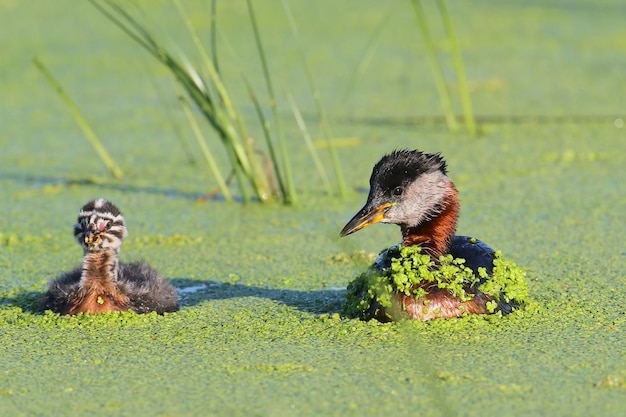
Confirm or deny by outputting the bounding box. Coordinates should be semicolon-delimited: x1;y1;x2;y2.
210;0;219;75
178;16;272;201
409;0;459;132
179;96;232;202
33;57;124;179
172;57;252;203
338;6;395;105
142;58;196;164
246;0;296;204
281;0;347;198
287;94;332;195
244;76;287;200
436;0;476;135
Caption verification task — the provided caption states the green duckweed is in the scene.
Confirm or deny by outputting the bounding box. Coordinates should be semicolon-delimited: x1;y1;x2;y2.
344;245;529;320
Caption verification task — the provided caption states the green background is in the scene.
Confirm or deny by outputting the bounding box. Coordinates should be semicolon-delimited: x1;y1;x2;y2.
1;1;625;416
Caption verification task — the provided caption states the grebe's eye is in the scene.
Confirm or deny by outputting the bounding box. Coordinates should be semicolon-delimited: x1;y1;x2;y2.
393;186;404;196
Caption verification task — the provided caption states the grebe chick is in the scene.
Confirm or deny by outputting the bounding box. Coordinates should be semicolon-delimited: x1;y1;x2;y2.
340;149;519;321
41;198;179;315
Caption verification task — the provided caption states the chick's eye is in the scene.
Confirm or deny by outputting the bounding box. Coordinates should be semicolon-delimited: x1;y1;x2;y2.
393;186;404;196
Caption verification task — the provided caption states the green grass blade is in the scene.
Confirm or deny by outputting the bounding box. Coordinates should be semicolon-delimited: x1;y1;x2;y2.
159;55;252;203
91;0;258;202
141;58;197;165
246;0;296;204
89;0;159;59
287;94;332;195
436;0;476;135
244;77;287;200
228;97;273;201
210;0;219;75
170;4;271;201
33;57;124;180
212;29;284;202
171;0;213;82
179;96;232;202
409;0;459;132
176;40;263;200
337;7;395;105
212;30;286;200
281;0;347;198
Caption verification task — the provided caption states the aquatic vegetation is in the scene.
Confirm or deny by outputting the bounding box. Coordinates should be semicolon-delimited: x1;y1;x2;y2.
595;373;626;389
88;0;345;205
409;0;476;134
6;1;626;415
344;245;529;321
33;57;124;179
281;0;347;197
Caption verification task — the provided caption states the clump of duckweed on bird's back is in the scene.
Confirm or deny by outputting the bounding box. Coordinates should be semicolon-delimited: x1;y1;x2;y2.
344;245;529;321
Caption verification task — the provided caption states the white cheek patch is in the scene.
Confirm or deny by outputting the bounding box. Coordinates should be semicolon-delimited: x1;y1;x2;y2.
388;171;451;226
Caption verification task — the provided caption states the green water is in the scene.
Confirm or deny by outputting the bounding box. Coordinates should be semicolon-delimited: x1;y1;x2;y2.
1;1;625;416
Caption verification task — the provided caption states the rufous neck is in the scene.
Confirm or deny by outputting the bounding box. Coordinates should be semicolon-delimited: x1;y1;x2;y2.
400;183;459;258
80;249;119;288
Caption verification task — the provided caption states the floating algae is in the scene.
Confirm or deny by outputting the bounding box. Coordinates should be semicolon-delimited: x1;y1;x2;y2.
344;245;529;321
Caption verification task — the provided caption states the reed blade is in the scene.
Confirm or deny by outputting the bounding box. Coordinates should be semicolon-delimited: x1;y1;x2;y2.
409;0;459;132
179;96;232;202
436;0;476;135
287;94;333;195
210;0;219;75
33;57;124;179
246;0;296;204
91;0;276;203
142;58;197;165
172;0;271;200
281;0;347;198
338;7;395;105
244;77;287;200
